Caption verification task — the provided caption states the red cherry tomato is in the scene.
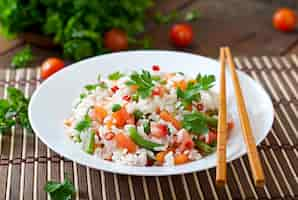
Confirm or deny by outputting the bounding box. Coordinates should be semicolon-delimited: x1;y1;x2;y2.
273;8;297;32
206;131;217;145
152;65;160;71
104;29;128;51
170;24;193;47
111;86;119;93
41;58;65;79
122;95;131;101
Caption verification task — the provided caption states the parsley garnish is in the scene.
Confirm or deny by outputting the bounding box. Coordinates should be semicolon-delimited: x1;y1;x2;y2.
84;84;98;91
0;87;31;134
182;111;209;135
11;46;34;69
80;93;87;99
177;74;216;107
112;104;121;112
154;11;178;24
98;82;108;89
44;178;75;200
75;115;91;132
133;110;143;121
185;10;200;22
108;71;124;80
125;70;155;99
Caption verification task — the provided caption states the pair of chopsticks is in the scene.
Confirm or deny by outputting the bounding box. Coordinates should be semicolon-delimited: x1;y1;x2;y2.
216;47;265;187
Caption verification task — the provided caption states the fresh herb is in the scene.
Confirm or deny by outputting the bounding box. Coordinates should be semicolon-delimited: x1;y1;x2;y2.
182;111;209;135
152;75;161;81
196;74;216;90
108;71;124;80
154;11;178;24
185;10;200;22
132;94;139;101
0;1;153;60
98;82;108;89
125;70;155;99
133;110;143;121
194;140;214;154
83;131;95;154
84;84;98;91
0;87;31;134
75;115;91;132
44;178;75;200
11;46;33;69
80;93;87;99
177;74;216;107
112;104;121;112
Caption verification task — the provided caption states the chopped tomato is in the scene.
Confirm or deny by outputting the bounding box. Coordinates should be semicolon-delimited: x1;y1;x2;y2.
206;131;217;145
114;133;137;153
178;130;194;152
196;103;204;111
174;154;189;165
160;111;181;130
150;122;168;138
111;86;119;93
93;106;107;123
228;121;234;131
105;132;115;140
122;95;131;101
112;107;130;127
152;86;164;97
152;65;160;71
155;107;161;114
156;151;167;164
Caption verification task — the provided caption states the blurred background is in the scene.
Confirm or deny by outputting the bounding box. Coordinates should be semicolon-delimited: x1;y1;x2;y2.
1;0;298;68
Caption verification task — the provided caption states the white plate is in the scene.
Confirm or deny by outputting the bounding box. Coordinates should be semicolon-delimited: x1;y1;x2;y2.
29;51;274;176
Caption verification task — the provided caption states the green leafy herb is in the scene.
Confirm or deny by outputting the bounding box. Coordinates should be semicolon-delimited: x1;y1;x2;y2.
0;87;31;134
177;74;216;107
11;46;33;69
112;104;121;112
125;70;155;99
44;179;75;200
84;84;98;91
80;93;87;99
133;110;143;121
196;74;216;90
185;10;200;22
108;71;124;80
154;11;178;24
0;1;153;60
182;111;209;135
143;120;150;134
75;115;91;132
98;82;108;89
132;94;139;101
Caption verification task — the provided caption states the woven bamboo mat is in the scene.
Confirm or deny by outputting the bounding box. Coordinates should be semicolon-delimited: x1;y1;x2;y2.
0;55;297;200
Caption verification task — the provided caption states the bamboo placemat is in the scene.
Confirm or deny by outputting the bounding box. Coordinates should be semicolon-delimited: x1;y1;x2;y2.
0;55;297;200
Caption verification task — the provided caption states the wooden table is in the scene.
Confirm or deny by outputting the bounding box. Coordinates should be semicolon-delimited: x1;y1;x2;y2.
1;0;298;66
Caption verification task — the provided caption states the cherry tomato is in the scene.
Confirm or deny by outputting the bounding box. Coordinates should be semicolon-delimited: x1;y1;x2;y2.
152;65;160;71
41;58;65;79
104;29;128;51
273;8;297;32
170;24;193;47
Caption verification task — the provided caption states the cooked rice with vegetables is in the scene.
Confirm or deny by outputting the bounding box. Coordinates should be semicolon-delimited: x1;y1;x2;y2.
64;65;234;166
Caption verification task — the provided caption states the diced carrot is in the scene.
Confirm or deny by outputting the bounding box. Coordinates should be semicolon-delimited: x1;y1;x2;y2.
106;119;113;130
112;107;130;127
174;154;189;165
126;115;135;125
94;106;107;123
156;151;167;164
114;133;137;153
160;111;181;129
130;85;138;92
173;80;187;91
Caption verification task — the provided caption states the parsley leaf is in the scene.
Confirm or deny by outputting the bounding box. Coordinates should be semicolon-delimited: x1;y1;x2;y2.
44;179;75;200
182;111;209;135
0;87;31;134
108;71;124;80
98;82;108;89
177;74;216;107
84;84;98;91
11;46;34;69
196;74;216;90
75;115;91;132
133;110;143;121
112;104;121;112
154;11;178;24
125;70;155;99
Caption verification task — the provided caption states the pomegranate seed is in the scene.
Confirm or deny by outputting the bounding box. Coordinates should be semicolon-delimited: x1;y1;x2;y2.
196;103;204;111
111;86;119;93
105;132;115;140
122;95;131;101
152;65;160;71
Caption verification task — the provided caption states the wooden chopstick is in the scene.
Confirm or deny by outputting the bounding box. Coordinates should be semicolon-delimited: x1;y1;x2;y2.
216;47;228;187
224;47;265;187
